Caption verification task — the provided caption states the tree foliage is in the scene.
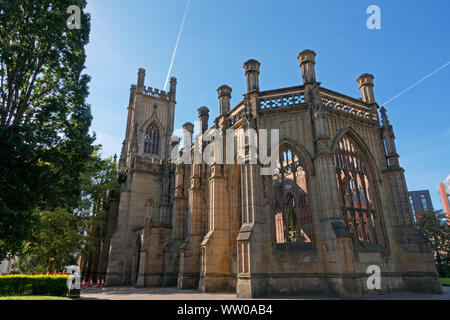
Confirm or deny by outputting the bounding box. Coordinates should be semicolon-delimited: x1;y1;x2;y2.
416;210;450;276
11;208;82;274
78;155;120;260
11;155;120;274
0;0;93;260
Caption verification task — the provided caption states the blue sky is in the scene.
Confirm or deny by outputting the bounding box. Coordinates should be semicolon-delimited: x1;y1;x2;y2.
84;0;450;209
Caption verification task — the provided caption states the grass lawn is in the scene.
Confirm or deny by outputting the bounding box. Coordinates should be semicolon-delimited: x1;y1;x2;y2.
440;278;450;286
0;296;71;300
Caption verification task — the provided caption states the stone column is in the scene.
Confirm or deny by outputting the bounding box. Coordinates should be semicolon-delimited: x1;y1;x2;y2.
177;161;206;289
163;161;189;286
217;85;232;115
160;162;174;225
380;107;399;168
173;164;188;240
183;122;194;144
164;133;191;286
297;49;316;84
235;59;274;297
357;73;375;104
128;84;136;106
299;49;361;298
105;188;132;286
379;106;414;227
243;59;261;93
199;163;232;292
198;106;209;133
236;161;273;298
169;76;177;101
298;50;329;152
137;68;145;93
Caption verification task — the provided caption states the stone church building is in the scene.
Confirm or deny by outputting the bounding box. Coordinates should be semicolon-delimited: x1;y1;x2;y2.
105;50;442;298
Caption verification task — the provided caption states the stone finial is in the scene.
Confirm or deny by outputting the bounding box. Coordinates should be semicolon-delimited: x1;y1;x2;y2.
380;106;390;127
217;85;232;115
170;135;180;147
182;122;194;134
243;59;261;92
170;135;180;156
129;84;136;106
137;68;146;92
197;106;210;133
357;73;375;104
297;49;316;84
379;106;399;167
182;122;194;148
169;77;177;101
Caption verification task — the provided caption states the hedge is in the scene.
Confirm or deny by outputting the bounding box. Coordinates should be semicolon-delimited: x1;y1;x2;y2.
0;275;71;296
438;264;450;278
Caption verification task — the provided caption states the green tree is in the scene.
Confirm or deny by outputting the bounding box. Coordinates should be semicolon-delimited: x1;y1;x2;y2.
0;0;93;259
11;154;120;274
416;209;450;276
78;154;120;219
78;155;119;271
11;207;83;274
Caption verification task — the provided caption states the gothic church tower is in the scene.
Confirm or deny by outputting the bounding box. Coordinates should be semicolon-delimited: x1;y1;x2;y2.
106;69;176;286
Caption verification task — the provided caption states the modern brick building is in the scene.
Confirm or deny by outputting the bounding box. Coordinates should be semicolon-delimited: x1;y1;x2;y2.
408;190;433;221
438;174;450;223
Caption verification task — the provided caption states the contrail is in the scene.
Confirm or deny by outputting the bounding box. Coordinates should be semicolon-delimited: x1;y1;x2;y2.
164;0;191;91
381;60;450;106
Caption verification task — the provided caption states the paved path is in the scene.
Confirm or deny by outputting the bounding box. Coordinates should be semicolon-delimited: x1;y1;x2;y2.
80;286;450;300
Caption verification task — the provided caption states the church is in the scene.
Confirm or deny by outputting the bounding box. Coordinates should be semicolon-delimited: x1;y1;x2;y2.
104;49;442;298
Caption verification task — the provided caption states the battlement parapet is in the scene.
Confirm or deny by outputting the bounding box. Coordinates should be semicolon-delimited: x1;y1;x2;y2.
143;86;170;100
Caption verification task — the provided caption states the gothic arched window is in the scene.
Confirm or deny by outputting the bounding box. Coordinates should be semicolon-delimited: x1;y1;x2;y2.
334;135;382;245
273;147;313;244
144;123;160;155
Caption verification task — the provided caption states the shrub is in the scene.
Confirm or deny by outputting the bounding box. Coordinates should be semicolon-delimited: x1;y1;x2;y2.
438;264;450;278
0;275;70;296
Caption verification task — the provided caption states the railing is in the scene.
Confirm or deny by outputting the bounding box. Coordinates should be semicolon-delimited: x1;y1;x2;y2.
258;89;306;111
320;90;377;122
228;103;247;126
236;86;377;123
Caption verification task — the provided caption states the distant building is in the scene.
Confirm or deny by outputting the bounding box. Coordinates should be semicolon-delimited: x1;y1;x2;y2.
438;174;450;223
408;190;433;221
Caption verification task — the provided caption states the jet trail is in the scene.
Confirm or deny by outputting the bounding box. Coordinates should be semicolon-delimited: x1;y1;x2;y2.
163;0;191;91
381;60;450;106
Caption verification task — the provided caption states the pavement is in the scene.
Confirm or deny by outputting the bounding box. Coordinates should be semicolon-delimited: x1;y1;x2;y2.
80;285;450;300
